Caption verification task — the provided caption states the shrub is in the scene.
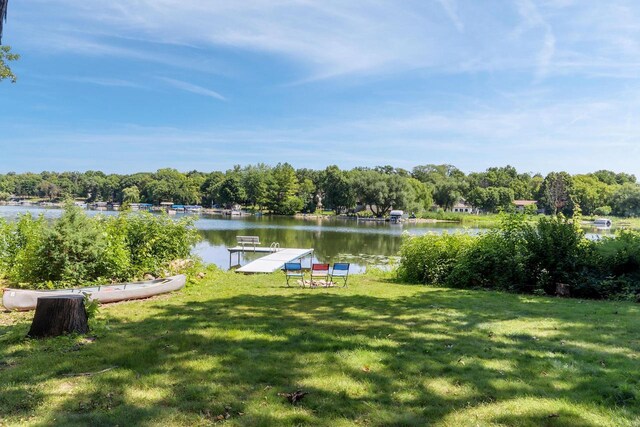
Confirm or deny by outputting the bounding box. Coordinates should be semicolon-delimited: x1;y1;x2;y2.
123;211;200;275
594;206;612;216
33;206;112;285
447;215;593;296
0;205;200;289
397;214;640;301
0;213;47;285
397;232;474;284
587;230;640;300
449;215;531;292
521;215;592;295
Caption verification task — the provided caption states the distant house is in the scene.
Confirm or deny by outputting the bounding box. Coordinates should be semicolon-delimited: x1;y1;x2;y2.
448;202;477;214
513;200;537;213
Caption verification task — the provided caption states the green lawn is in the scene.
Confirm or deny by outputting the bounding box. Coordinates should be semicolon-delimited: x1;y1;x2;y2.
1;270;639;426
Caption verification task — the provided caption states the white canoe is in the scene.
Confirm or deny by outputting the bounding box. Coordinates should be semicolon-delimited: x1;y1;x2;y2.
2;274;186;311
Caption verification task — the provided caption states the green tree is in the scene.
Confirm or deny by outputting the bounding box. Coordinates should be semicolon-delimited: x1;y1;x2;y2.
242;164;270;210
122;186;141;204
145;169;200;205
0;1;19;83
38;180;61;201
298;178;316;213
265;163;301;215
0;45;18;83
466;166;533;200
539;172;575;215
571;175;612;216
322;166;355;214
13;173;42;197
218;174;246;208
405;178;433;214
433;181;461;211
353;170;410;216
121;172;154;201
610;183;640;217
466;187;514;213
591;170;637;186
412;164;465;185
201;171;225;207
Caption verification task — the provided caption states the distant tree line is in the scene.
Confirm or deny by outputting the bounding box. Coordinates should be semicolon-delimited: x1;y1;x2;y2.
0;164;639;217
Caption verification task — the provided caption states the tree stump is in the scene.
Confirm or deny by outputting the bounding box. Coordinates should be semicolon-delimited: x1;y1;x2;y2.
556;283;571;298
27;295;89;338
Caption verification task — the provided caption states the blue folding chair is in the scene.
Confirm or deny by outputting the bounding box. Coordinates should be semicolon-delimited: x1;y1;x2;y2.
330;263;350;287
283;262;305;287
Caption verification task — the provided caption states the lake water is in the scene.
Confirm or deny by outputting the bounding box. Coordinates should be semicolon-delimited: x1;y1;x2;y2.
0;206;612;272
0;206;484;272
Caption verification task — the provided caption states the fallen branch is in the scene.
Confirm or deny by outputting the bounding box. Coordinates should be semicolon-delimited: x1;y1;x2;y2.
278;390;308;405
62;366;118;377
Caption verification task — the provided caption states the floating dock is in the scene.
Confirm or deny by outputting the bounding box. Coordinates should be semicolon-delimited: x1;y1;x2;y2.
234;248;314;274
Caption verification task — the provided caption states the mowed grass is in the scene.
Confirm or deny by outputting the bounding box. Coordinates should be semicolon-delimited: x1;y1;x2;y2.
1;270;640;426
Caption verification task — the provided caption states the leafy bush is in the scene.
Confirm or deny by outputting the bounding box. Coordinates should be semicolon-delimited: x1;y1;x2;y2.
587;230;640;300
122;211;199;274
521;215;592;295
0;214;47;285
397;232;474;284
594;206;612;216
449;215;531;292
0;205;200;289
398;214;640;301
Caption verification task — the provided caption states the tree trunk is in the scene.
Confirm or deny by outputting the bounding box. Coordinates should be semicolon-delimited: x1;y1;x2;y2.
27;295;89;338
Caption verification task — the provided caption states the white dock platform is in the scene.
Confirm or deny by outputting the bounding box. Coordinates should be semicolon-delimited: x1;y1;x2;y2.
235;248;314;274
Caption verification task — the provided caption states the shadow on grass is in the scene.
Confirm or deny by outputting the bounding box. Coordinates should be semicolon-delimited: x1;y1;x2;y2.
1;286;639;426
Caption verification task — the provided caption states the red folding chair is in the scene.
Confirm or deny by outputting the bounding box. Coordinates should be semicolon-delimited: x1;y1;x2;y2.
310;263;330;287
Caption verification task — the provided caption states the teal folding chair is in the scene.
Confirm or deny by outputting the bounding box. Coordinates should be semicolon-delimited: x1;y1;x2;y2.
330;263;350;287
283;262;305;287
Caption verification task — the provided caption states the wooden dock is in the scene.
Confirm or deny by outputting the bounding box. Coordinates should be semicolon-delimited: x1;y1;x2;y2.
235;248;314;274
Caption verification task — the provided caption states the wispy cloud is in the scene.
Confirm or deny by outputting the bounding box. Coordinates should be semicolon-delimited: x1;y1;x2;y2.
157;77;226;101
13;0;640;82
513;0;556;81
62;76;143;88
4;0;640;177
436;0;464;33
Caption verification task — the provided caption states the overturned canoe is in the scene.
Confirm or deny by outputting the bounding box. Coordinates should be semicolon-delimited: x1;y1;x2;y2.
2;274;186;311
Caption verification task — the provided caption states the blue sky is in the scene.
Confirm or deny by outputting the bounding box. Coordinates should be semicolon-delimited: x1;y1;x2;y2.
1;0;639;175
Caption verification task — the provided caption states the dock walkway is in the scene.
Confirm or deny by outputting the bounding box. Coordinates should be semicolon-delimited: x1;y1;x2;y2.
235;248;314;274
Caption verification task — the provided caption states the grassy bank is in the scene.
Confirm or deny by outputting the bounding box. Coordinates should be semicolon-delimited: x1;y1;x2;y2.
1;271;639;426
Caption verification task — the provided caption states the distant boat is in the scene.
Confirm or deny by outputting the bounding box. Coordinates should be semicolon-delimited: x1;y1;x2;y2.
2;275;186;311
389;210;404;224
593;218;612;228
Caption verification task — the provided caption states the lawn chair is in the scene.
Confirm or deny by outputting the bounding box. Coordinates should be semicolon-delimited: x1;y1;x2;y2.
283;262;304;287
310;263;330;287
330;263;350;287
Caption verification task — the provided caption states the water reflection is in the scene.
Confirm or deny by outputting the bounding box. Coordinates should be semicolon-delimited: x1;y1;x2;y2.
192;216;484;272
